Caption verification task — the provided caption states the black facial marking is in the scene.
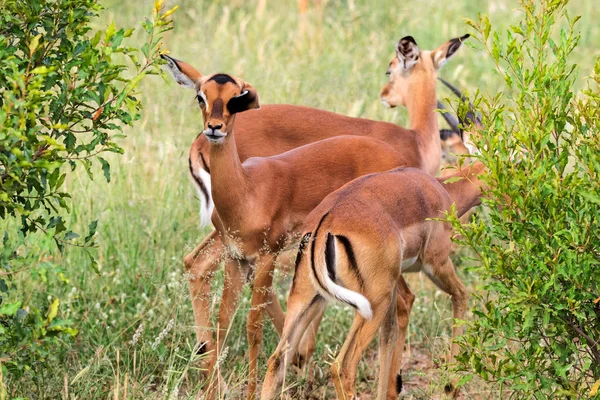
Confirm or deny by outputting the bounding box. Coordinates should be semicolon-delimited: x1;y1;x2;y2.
335;235;364;289
212;98;224;118
207;73;236;85
396;374;403;393
325;233;336;282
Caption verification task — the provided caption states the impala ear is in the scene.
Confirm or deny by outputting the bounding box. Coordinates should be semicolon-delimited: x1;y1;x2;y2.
160;54;203;89
396;36;420;71
431;34;469;70
227;82;260;114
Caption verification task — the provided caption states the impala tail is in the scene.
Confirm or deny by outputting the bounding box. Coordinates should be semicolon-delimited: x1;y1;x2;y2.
310;227;373;320
188;148;214;228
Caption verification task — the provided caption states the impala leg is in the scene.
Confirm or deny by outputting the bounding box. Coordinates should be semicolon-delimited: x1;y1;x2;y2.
387;276;415;399
184;230;224;361
330;295;393;400
293;307;325;369
262;270;326;400
423;257;467;397
246;253;277;400
377;288;398;400
203;256;248;400
265;289;285;337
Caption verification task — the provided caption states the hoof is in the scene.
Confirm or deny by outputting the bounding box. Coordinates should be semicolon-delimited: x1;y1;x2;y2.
195;341;209;356
444;382;454;394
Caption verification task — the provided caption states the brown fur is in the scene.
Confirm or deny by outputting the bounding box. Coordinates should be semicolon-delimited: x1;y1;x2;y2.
162;35;469;400
262;163;486;399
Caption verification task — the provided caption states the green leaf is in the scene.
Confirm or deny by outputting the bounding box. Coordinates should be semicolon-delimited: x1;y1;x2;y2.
98;157;111;183
0;301;22;316
85;220;99;243
64;231;80;241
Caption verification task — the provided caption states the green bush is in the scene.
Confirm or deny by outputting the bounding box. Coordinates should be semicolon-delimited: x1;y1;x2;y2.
0;0;175;393
454;0;600;397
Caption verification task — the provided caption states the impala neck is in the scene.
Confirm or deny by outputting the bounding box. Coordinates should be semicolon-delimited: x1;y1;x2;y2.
406;74;441;174
208;121;251;230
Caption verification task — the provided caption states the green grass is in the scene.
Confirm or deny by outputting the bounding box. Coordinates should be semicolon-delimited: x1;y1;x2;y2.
5;0;600;398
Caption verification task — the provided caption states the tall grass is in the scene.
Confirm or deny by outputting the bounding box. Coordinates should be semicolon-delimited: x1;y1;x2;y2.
7;0;599;398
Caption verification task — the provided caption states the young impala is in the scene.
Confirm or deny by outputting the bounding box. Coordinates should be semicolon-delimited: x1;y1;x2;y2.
162;31;469;367
162;34;469;399
262;162;487;400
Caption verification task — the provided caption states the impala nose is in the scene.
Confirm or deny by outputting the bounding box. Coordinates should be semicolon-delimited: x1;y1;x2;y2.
208;122;222;131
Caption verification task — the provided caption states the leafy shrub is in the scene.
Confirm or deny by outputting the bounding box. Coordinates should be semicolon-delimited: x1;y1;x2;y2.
0;0;175;392
454;0;600;397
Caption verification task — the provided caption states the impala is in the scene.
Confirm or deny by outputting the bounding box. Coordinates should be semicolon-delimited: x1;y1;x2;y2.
162;34;469;399
262;162;487;400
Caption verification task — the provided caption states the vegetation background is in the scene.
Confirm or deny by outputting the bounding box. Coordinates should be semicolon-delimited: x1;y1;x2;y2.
3;0;599;398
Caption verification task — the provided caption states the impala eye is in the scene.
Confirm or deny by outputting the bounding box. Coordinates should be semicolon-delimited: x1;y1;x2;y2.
196;95;205;105
385;70;391;76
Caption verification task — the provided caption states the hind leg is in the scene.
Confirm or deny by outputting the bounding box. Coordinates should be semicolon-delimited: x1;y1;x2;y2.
262;268;326;399
330;294;394;399
293;307;325;370
387;276;415;399
183;230;224;360
202;255;249;400
423;256;467;397
377;288;398;400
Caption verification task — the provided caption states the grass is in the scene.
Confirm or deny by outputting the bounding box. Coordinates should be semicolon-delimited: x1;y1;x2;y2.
5;0;600;398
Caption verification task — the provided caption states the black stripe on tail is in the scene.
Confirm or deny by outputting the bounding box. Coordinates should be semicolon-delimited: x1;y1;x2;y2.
325;233;336;281
335;235;364;289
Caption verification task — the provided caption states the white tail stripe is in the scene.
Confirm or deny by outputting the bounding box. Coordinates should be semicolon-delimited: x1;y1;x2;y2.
312;235;373;320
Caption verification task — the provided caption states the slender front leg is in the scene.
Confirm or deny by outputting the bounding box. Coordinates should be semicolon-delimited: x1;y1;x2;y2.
387;276;415;399
423;257;467;397
183;230;224;361
203;256;249;400
246;253;277;400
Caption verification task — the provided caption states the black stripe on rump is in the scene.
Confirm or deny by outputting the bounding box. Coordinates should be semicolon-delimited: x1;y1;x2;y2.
310;212;330;292
199;152;210;173
188;157;210;205
335;235;364;289
290;233;312;291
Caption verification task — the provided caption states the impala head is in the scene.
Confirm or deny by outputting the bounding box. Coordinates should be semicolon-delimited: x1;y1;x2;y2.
380;34;469;108
161;55;260;144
